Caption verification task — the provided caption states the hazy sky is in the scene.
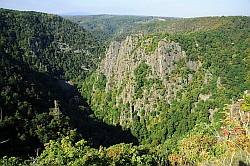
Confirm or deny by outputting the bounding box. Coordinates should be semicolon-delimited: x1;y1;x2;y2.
0;0;249;17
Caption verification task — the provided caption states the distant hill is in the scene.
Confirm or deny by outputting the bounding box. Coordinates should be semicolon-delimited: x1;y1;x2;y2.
59;11;93;16
64;15;177;43
65;15;250;43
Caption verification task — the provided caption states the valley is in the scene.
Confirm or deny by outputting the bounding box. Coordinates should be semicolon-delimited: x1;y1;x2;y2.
0;8;250;165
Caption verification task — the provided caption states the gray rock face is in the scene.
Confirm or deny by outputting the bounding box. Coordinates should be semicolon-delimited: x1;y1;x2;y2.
98;35;199;125
100;36;186;87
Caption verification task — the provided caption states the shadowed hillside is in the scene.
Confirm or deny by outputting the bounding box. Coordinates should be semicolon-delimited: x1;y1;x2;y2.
0;9;137;158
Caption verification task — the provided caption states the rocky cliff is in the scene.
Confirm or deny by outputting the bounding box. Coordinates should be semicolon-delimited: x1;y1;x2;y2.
98;35;200;126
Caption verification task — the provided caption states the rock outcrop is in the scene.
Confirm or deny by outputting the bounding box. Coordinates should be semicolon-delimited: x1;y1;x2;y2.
98;35;200;125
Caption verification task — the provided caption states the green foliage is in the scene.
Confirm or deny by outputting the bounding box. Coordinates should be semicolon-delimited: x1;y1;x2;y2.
0;8;104;81
37;136;107;165
0;9;135;159
0;156;24;166
169;95;250;165
242;94;250;112
65;15;175;44
1;8;250;165
0;8;98;157
0;136;156;165
80;16;250;155
134;61;151;99
172;26;250;99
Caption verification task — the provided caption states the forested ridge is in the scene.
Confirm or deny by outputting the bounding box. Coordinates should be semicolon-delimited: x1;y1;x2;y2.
0;8;137;161
64;15;176;44
1;8;250;165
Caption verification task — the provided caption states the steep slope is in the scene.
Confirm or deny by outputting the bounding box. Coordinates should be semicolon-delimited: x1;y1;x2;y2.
82;34;202;144
0;9;136;158
1;9;250;165
99;35;198;123
81;16;250;145
0;8;104;81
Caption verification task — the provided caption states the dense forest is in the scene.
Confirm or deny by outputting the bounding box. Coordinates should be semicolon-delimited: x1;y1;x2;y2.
0;8;137;160
1;9;250;165
64;15;176;44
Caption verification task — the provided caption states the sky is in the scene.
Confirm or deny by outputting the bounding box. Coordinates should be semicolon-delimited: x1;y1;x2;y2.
0;0;249;18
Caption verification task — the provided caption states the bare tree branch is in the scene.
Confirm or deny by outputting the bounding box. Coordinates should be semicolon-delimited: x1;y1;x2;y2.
0;139;9;144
